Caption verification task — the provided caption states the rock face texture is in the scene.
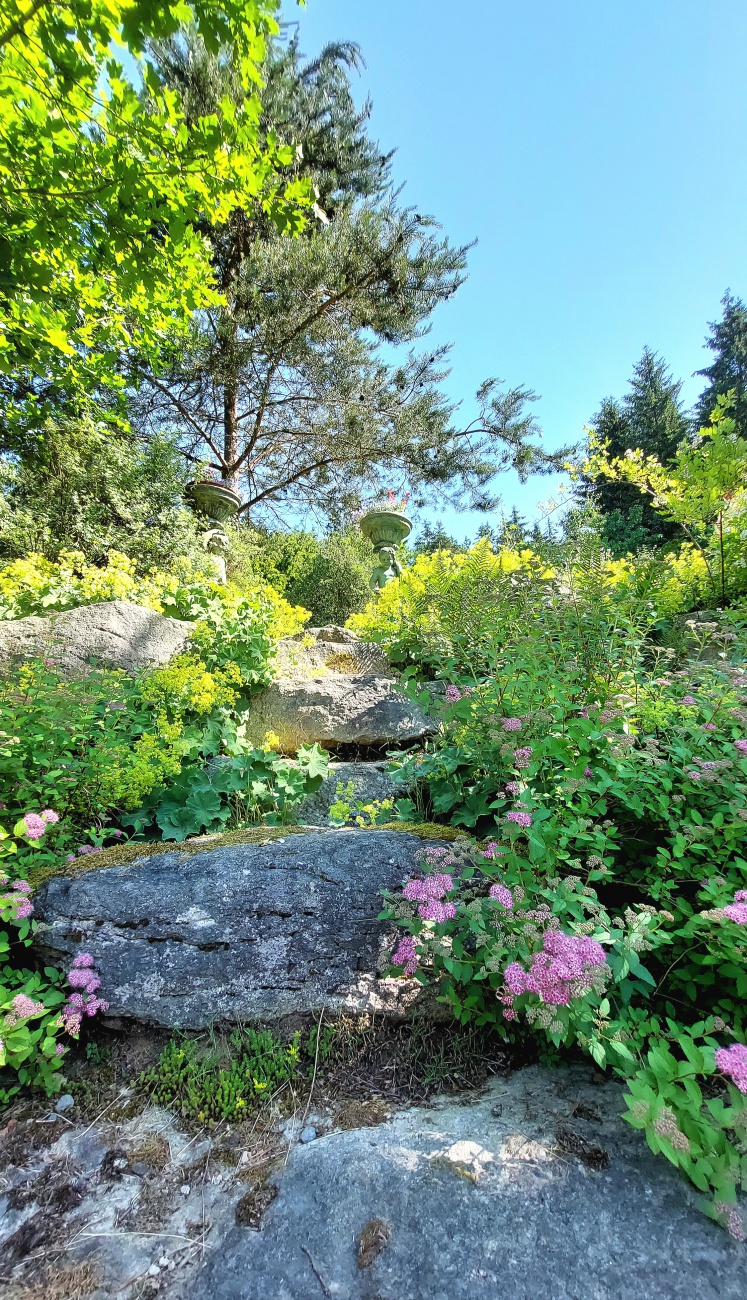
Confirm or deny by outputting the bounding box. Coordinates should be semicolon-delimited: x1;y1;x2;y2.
0;600;192;676
245;674;434;752
244;625;434;753
34;830;439;1028
297;759;409;824
188;1065;747;1300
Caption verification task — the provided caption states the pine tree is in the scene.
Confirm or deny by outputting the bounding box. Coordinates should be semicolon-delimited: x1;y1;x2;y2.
582;349;688;554
696;292;747;433
131;34;570;524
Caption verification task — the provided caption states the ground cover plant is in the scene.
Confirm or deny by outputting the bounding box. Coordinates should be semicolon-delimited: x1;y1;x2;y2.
359;541;747;1236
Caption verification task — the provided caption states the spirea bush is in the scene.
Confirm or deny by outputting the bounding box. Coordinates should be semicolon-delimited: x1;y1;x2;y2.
385;638;747;1234
1;812;107;1101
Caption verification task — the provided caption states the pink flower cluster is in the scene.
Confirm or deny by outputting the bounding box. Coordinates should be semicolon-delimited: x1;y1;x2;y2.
4;992;46;1025
506;810;532;828
445;685;462;703
20;809;58;840
735;739;747;754
392;934;419;975
482;842;503;859
723;889;747;925
402;873;456;922
62;953;109;1035
499;930;607;1020
0;875;34;921
502;718;522;732
489;883;514;909
682;695;698;706
715;1043;747;1094
513;747;533;769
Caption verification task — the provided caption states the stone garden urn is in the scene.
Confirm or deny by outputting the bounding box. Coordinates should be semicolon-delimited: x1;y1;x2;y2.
359;507;412;590
186;480;241;584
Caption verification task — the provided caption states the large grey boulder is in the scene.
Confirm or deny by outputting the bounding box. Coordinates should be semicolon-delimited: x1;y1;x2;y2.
297;760;409;824
277;626;391;678
244;675;435;752
188;1064;747;1300
34;829;443;1028
0;599;192;676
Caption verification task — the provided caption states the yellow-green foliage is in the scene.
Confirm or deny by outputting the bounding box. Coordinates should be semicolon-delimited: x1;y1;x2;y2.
597;545;709;619
348;540;554;666
0;548;309;639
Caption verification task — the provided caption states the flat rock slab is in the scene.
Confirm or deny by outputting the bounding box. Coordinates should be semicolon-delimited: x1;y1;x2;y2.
189;1064;747;1300
0;599;192;676
34;830;440;1028
245;674;435;752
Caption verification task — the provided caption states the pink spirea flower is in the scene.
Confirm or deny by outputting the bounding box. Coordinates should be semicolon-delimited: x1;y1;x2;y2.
513;747;533;768
40;809;59;824
55;1043;67;1056
735;740;747;753
489;884;514;909
724;902;747;925
445;685;462;703
715;1043;747;1094
506;810;532;828
418;899;456;923
12;880;31;894
482;843;503;859
113;829;123;838
703;723;717;731
67;967;97;990
73;953;94;968
502;718;522;732
392;934;419;975
682;696;697;706
584;767;593;778
15;899;33;919
402;874;454;902
501;930;607;1014
734;890;747;902
66;854;76;863
11;993;45;1019
78;845;94;855
21;813;47;840
505;781;521;796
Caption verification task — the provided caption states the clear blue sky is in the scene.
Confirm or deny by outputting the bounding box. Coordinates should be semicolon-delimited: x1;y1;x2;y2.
284;0;747;541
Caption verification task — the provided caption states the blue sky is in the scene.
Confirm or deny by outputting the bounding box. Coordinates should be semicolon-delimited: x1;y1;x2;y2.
285;0;747;541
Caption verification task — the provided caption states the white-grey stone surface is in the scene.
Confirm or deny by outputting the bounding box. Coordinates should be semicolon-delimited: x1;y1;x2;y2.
34;830;440;1028
0;600;192;676
244;674;435;752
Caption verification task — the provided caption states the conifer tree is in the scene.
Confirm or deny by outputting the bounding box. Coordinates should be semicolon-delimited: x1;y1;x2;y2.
696;292;747;434
582;349;689;554
132;34;569;525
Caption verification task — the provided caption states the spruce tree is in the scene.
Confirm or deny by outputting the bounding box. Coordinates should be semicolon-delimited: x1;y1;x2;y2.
582;349;688;554
696;291;747;433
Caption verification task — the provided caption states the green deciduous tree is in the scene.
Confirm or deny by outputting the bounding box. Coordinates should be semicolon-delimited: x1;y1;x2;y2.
0;0;310;439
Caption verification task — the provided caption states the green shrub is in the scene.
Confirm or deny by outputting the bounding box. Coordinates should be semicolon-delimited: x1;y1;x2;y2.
227;526;374;626
385;635;747;1234
0;418;204;572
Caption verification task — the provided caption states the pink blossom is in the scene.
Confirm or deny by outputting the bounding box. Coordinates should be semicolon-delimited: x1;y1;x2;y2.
15;899;33;919
502;718;522;732
482;842;503;859
66;854;76;863
21;813;47;840
40;809;59;824
55;1043;67;1056
715;1043;747;1094
506;810;532;828
392;935;419;975
505;781;521;796
11;993;45;1020
489;884;514;909
734;890;747;902
12;880;31;894
402;874;454;902
418;899;456;923
113;829;123;838
682;696;697;706
445;685;462;703
501;930;607;1014
703;723;717;731
72;953;94;968
584;767;593;778
735;740;747;753
67;967;97;990
513;747;533;768
724;902;747;925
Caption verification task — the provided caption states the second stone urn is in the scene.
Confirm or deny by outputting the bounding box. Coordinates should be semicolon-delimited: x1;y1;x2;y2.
359;508;412;590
